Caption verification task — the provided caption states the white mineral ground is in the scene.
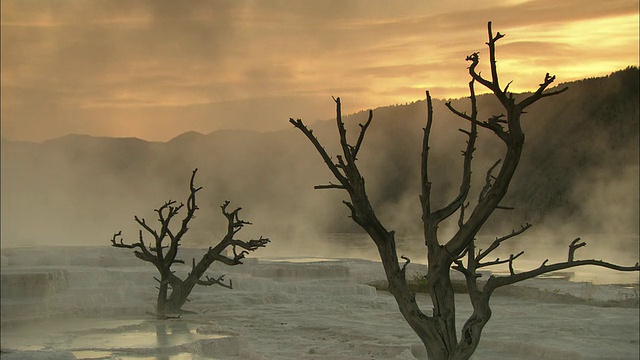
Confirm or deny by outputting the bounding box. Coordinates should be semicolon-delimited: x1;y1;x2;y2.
1;245;638;360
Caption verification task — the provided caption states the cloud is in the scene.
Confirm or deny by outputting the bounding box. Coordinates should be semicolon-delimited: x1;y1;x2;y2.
1;0;638;141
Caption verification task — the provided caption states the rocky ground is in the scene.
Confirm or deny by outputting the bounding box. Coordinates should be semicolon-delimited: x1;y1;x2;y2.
1;246;638;359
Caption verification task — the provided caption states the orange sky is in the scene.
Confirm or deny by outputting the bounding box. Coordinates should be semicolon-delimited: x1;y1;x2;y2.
2;0;638;142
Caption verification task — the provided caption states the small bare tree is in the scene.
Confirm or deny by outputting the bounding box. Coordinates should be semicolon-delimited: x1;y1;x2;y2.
111;168;269;319
290;22;639;359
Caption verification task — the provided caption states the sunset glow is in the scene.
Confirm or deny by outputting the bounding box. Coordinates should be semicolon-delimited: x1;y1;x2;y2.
2;0;638;142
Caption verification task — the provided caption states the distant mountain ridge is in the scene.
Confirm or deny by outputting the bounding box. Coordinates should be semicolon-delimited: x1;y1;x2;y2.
1;68;638;254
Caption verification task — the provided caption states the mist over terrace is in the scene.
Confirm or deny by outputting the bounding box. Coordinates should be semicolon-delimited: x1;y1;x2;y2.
1;70;638;274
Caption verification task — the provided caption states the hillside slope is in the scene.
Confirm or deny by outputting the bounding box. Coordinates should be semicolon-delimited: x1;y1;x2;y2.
1;68;638;258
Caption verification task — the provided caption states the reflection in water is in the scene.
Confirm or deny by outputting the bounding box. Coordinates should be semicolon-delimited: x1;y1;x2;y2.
71;350;113;359
156;322;169;349
0;318;142;352
264;257;339;263
111;354;212;360
155;321;198;349
63;321;227;350
2;319;229;360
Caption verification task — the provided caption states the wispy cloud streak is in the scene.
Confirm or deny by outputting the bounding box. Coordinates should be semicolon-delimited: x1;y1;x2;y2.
1;0;638;141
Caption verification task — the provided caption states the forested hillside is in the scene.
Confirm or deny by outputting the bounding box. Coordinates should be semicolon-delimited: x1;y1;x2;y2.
2;68;638;254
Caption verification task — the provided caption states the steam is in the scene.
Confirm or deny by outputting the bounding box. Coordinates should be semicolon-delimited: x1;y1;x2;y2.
1;71;638;272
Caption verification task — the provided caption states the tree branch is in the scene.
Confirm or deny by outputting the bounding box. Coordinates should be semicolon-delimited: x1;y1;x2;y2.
518;73;569;110
477;250;524;270
458;202;469;229
232;237;270;253
290;118;351;190
314;182;347;190
487;22;504;89
197;274;233;289
166;168;202;264
334;97;353;164
466;52;494;93
353;110;374;160
568;237;587;262
484;238;640;292
134;216;160;241
447;102;508;140
433;80;478;223
476;223;532;262
421;91;434;220
110;230;156;263
401;255;411;273
478;159;501;203
445;22;532;259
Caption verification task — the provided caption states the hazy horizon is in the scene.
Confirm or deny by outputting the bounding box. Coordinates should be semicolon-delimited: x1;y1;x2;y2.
1;67;635;145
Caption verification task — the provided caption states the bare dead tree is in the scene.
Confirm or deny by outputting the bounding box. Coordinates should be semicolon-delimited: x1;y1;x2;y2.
111;168;269;319
290;22;640;360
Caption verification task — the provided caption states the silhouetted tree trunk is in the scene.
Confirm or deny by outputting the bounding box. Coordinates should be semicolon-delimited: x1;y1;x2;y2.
291;22;640;360
111;169;269;319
